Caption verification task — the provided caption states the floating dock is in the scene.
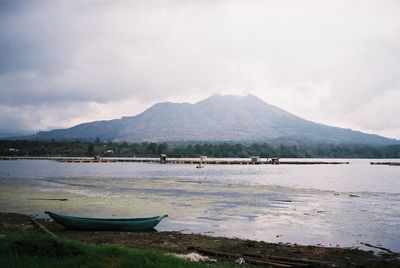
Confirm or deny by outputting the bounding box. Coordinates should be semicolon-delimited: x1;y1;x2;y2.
0;156;349;165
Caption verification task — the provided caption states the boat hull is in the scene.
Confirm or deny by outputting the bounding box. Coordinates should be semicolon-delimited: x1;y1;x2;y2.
45;211;168;231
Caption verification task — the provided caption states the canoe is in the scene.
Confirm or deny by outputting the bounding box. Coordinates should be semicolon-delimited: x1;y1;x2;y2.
45;211;168;231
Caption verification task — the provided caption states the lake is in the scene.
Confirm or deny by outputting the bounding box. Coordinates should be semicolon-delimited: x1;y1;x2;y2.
0;159;399;252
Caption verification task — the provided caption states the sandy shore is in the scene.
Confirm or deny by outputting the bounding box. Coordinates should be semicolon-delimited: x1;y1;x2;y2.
1;212;399;267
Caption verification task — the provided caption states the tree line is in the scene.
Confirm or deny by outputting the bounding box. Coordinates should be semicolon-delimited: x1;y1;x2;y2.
1;139;399;158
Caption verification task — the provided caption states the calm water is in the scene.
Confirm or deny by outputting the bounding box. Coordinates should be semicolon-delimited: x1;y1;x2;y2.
0;159;399;252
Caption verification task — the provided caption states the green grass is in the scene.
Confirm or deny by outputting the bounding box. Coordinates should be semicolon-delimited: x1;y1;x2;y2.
0;234;235;268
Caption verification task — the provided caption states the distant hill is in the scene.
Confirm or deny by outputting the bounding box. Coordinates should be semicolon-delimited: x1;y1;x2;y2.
0;131;32;139
19;94;398;145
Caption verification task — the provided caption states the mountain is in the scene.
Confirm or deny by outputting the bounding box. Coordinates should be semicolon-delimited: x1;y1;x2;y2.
21;94;398;144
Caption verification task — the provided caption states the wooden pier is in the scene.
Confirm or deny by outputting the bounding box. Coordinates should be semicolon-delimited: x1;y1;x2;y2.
370;162;400;166
0;156;349;165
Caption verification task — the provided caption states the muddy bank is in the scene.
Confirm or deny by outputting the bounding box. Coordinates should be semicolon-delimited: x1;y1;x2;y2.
0;212;399;267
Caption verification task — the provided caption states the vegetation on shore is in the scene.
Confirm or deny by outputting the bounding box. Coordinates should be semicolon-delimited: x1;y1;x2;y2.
0;234;231;268
1;139;400;158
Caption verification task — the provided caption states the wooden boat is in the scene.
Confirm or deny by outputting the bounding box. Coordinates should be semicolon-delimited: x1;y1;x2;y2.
45;211;168;231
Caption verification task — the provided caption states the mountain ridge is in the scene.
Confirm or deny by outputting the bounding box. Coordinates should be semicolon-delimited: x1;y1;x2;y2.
13;94;399;145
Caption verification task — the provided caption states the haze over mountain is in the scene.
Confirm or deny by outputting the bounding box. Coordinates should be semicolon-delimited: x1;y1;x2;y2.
22;94;397;145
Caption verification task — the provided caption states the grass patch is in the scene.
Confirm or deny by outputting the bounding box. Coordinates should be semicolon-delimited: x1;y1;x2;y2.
0;234;235;268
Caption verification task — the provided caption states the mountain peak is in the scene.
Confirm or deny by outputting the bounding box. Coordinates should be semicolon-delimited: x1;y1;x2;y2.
243;93;262;100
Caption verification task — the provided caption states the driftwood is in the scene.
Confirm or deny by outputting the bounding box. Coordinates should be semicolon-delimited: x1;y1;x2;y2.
30;218;58;239
360;242;398;255
242;257;308;267
194;248;335;267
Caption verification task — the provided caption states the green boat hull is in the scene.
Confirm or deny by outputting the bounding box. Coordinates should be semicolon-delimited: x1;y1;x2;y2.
45;211;168;231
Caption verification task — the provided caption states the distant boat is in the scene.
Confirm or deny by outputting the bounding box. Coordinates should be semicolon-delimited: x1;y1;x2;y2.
45;211;168;231
196;162;204;168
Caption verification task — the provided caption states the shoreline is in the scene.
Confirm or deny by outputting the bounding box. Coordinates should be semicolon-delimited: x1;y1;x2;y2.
1;212;399;267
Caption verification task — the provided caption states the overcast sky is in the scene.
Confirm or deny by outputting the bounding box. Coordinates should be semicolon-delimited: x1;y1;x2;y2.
1;0;399;138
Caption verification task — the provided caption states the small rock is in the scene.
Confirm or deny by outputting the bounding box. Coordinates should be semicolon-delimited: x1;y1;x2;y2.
173;252;216;262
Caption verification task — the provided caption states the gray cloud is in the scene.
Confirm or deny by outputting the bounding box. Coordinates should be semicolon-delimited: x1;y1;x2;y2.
0;0;399;138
